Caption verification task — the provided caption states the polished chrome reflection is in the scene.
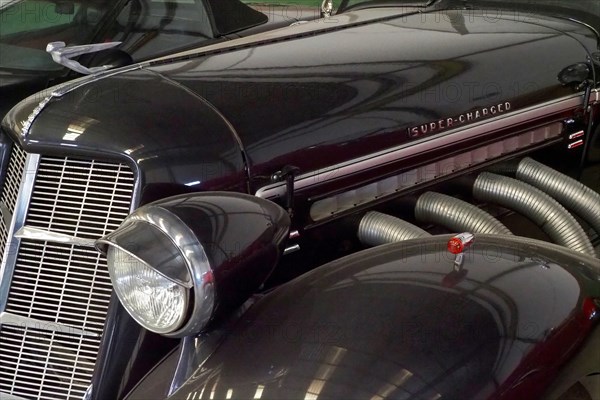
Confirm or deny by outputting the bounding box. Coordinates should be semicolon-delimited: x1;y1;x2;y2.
0;311;98;337
98;205;214;338
13;226;96;246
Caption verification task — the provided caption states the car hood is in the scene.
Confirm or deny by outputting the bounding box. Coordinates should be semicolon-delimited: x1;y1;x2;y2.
1;7;597;192
148;7;597;184
134;235;600;400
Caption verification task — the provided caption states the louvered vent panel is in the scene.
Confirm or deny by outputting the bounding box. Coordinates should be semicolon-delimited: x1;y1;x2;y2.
310;122;563;220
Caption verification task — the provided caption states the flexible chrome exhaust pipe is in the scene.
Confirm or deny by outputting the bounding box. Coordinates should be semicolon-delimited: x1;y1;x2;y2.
358;211;430;246
516;157;600;238
415;192;512;235
473;172;596;257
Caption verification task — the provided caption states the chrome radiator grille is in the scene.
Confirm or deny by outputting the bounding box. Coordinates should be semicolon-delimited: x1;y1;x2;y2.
0;154;135;400
26;158;134;239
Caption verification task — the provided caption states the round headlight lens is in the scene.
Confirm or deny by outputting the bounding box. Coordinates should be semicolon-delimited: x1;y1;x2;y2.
107;246;189;334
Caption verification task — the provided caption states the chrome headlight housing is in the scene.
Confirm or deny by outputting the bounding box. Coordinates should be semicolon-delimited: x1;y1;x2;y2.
97;205;215;337
97;192;290;338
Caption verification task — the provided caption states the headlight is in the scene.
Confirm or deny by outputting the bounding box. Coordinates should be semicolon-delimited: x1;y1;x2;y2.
97;205;215;338
97;192;290;338
107;246;188;334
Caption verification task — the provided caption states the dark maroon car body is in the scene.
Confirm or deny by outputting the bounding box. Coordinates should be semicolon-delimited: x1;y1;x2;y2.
0;0;599;399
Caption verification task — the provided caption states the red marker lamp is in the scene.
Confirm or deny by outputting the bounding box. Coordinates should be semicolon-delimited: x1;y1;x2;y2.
447;233;475;255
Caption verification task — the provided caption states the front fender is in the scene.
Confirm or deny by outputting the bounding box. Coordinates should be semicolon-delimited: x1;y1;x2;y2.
125;235;600;400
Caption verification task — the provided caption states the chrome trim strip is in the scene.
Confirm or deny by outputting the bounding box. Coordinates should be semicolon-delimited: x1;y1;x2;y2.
568;139;584;149
13;226;96;247
0;154;40;314
566;17;600;44
20;96;52;139
256;92;591;199
284;244;301;255
0;391;28;400
82;384;93;400
0;311;99;337
569;130;585;140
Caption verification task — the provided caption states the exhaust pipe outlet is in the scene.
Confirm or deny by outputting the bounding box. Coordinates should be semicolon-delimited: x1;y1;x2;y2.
358;211;430;247
473;172;596;257
415;192;512;235
516;157;600;237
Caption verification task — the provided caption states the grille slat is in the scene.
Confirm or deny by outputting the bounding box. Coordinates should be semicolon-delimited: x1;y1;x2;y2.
10;279;112;293
1;353;97;370
11;269;112;284
0;152;134;399
11;272;112;287
25;214;129;227
0;353;97;370
31;189;132;199
8;294;111;312
1;337;103;353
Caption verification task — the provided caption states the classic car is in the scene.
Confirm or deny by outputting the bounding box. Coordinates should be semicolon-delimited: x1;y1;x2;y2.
0;0;319;117
1;0;600;399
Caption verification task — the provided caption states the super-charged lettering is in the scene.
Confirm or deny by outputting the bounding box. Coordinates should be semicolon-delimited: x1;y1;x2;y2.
407;101;512;137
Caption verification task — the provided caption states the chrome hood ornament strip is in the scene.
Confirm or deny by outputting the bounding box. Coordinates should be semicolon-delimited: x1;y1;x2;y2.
46;41;122;75
20;96;51;139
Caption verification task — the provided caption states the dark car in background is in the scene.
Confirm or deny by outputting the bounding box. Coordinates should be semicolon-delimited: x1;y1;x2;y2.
1;0;600;399
0;0;320;116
